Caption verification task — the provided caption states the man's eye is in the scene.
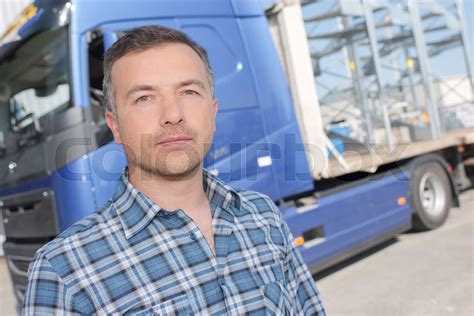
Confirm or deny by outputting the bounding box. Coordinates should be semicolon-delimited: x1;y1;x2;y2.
183;90;198;96
136;95;151;102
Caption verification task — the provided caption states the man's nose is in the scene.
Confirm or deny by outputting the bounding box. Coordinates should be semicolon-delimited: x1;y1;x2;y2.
160;95;185;126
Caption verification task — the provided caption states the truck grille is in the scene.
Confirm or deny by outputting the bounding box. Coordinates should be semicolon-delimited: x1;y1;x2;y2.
1;188;59;305
11;257;31;274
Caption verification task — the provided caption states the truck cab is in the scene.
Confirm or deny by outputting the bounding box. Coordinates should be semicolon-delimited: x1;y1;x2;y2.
0;0;314;302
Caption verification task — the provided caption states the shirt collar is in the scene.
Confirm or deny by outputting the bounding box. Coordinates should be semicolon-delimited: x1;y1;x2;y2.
112;168;241;239
202;169;241;211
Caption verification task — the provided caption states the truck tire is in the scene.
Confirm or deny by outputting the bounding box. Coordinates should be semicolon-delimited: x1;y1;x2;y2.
410;161;452;231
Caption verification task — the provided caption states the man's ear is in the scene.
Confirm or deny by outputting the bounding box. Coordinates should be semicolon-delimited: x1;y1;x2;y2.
105;111;122;144
212;97;218;118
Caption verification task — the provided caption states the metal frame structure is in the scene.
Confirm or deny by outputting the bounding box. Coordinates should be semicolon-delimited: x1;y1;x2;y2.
266;0;473;178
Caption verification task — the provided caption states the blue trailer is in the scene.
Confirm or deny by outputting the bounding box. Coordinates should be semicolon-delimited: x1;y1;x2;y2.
0;0;472;304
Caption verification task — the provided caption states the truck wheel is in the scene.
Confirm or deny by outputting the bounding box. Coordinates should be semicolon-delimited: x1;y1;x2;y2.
410;162;452;231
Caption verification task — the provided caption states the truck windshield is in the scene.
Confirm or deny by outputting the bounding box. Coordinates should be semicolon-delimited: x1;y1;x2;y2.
0;27;70;133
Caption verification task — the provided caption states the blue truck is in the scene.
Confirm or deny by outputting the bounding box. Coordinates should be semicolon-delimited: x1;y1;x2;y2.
0;0;473;304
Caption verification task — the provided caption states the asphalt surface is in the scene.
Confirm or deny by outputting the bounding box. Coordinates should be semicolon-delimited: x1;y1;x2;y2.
315;188;474;316
0;254;17;315
0;182;473;315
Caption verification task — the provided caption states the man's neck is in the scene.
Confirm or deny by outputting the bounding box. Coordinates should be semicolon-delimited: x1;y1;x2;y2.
128;166;208;212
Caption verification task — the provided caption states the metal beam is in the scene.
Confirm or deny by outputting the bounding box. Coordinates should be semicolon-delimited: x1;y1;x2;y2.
455;0;474;94
342;15;374;144
304;10;342;23
363;0;394;150
408;0;443;139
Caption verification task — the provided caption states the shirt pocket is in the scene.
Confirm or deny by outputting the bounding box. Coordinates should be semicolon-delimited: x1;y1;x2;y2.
251;252;291;315
133;294;192;316
252;250;285;285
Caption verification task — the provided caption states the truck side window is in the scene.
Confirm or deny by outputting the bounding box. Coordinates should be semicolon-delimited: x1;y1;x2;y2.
88;31;105;109
0;27;71;131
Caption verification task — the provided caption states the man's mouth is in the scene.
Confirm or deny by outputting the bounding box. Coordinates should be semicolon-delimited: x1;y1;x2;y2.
156;135;193;146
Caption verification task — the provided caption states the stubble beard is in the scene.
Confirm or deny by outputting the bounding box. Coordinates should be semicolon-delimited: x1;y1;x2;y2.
135;145;203;181
127;132;213;182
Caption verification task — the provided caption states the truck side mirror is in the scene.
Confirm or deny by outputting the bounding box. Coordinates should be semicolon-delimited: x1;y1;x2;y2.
34;84;57;97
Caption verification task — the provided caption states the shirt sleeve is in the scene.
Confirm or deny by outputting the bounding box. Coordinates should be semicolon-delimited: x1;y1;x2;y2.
276;205;326;315
22;251;76;316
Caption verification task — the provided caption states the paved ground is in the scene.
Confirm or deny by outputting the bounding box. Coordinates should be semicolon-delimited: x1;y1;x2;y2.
316;188;474;316
0;255;17;316
0;184;472;315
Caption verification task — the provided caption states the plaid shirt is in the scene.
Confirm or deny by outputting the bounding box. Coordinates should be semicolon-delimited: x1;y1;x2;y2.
23;170;325;315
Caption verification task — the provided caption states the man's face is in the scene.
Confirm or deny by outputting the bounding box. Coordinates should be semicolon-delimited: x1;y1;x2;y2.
105;43;217;179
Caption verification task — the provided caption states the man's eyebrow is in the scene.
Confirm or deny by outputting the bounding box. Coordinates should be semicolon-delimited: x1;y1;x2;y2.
125;85;157;99
177;79;206;90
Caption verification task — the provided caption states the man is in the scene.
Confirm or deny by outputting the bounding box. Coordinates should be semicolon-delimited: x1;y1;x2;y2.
23;26;325;315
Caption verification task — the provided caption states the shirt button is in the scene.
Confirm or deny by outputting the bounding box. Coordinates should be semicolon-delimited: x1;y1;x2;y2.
219;277;226;286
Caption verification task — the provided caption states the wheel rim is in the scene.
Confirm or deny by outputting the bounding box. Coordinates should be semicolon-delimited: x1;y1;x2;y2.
419;172;446;217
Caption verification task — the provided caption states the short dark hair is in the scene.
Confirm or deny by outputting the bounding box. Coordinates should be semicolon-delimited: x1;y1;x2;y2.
102;25;214;115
